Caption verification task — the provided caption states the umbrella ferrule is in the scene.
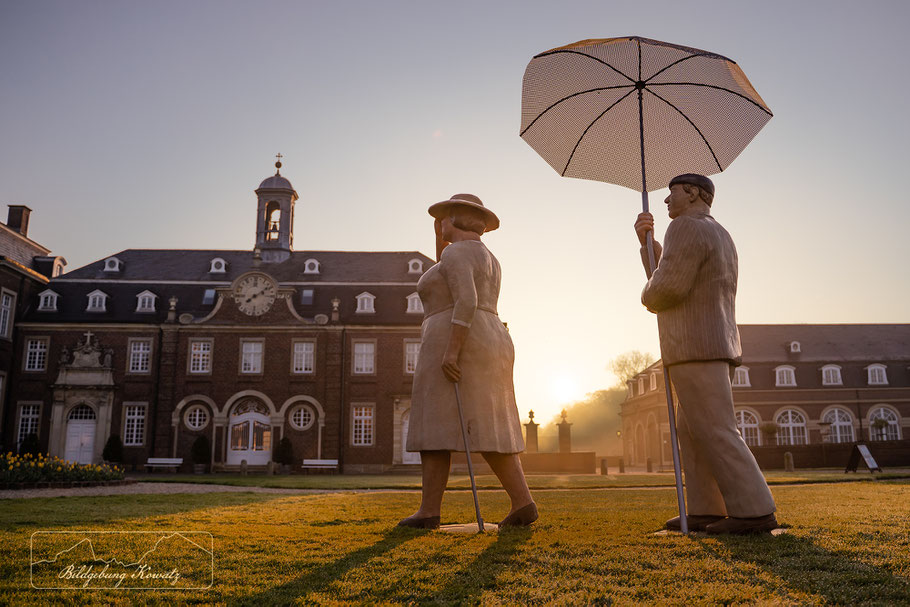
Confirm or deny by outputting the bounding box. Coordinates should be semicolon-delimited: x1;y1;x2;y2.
635;80;646;90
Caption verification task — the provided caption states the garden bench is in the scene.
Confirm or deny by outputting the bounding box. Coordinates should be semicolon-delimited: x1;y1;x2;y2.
301;459;338;471
145;457;183;472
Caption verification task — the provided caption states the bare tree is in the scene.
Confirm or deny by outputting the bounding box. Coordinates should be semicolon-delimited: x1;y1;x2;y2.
609;350;656;386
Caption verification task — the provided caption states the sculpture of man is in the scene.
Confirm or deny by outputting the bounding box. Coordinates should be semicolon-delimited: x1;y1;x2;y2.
634;173;777;535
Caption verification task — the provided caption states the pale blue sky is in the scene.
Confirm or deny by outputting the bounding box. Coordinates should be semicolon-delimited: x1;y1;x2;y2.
2;0;908;423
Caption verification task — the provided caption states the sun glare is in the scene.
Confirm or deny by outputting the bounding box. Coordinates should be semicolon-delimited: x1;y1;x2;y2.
549;374;580;405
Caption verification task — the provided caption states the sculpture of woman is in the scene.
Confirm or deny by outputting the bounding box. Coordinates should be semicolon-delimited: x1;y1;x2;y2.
399;194;537;529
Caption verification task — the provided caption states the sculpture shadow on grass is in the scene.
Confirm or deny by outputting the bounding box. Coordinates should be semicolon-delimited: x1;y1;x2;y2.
697;531;910;604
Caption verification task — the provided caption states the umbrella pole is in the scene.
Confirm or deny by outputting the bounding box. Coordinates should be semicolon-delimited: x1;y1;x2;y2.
641;190;689;535
454;382;485;533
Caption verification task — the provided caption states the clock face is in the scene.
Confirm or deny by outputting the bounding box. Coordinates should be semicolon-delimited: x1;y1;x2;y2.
233;273;278;316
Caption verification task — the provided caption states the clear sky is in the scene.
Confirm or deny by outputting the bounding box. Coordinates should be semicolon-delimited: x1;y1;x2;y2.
2;0;908;424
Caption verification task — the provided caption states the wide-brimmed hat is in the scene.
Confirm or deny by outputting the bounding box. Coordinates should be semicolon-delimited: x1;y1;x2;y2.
427;193;500;232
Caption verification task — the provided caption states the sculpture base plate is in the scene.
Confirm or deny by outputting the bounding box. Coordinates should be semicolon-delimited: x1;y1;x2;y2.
653;528;788;537
438;522;499;534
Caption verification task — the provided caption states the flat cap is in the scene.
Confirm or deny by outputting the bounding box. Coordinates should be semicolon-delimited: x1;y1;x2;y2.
669;173;715;196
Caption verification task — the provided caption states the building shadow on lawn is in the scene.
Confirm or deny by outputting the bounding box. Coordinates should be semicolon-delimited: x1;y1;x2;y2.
697;532;910;603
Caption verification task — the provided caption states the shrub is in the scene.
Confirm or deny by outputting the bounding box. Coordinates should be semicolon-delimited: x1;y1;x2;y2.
191;435;211;465
18;433;40;457
274;436;295;466
102;434;124;463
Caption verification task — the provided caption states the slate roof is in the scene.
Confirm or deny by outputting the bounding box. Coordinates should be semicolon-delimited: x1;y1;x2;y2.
738;324;910;363
25;249;435;326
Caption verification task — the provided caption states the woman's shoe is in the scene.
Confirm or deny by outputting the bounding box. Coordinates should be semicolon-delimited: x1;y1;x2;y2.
397;515;440;529
499;502;538;527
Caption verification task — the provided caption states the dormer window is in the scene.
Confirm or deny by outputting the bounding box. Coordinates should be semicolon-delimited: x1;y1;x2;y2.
637;377;644;395
300;288;314;305
86;290;108;312
406;292;423;314
775;365;796;387
732;366;751;387
209;258;227;273
136;290;157;313
38;289;59;311
52;259;65;277
789;341;801;353
303;259;320;275
202;289;216;305
355;292;375;314
408;259;424;274
649;373;657;391
103;257;123;272
821;364;843;386
867;364;888;386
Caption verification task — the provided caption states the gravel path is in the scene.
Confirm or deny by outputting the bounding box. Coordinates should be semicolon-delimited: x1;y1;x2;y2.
0;482;335;500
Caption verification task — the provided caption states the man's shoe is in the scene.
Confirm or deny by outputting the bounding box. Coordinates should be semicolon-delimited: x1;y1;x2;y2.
499;502;538;527
397;515;440;529
705;514;778;535
665;514;725;532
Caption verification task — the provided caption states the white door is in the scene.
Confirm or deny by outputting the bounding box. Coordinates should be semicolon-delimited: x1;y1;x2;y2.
64;421;96;465
227;411;272;465
401;410;421;464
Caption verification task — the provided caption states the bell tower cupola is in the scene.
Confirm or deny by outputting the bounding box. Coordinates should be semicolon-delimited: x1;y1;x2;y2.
255;154;298;263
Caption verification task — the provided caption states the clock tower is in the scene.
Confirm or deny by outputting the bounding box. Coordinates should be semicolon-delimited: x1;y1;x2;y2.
254;156;298;263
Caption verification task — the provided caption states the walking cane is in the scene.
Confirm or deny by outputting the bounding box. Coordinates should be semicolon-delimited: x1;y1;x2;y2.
454;382;485;533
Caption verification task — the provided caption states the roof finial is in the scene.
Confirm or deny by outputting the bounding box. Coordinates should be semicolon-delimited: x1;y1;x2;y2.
275;152;283;175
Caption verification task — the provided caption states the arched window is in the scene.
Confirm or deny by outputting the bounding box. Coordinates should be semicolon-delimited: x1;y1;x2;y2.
789;341;801;353
869;406;901;441
775;365;796;387
776;409;807;445
822;408;854;443
103;257;123;272
209;258;227;273
735;410;761;446
637;377;644;395
406;292;423;314
821;365;842;386
68;404;96;420
265;201;281;241
732;366;751;387
408;259;424;274
303;259;320;275
866;364;888;386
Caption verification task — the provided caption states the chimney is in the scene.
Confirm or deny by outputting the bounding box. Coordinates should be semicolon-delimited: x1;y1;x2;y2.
7;206;32;237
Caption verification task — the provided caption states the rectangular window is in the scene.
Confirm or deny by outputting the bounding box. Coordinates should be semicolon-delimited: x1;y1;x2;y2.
0;292;14;338
868;366;888;385
404;340;420;374
39;293;57;310
732;367;751;387
189;340;212;374
353;341;375;374
128;340;152;374
293;341;315;374
300;289;314;305
17;403;40;449
775;367;796;387
123;404;146;446
24;339;48;371
352;405;374;446
822;367;842;385
241;340;263;374
202;289;216;305
137;295;155;312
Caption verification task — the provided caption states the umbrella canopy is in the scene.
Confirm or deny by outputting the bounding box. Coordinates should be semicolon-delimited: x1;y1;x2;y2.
520;36;772;192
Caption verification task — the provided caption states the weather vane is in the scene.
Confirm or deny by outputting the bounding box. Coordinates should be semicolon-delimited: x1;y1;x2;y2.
275;152;283;174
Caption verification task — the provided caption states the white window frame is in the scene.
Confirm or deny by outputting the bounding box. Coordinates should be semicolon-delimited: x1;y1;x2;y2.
292;340;315;375
122;402;147;446
352;340;376;375
16;402;41;451
735;409;761;447
303;258;320;275
821;364;843;386
866;364;888;386
24;338;48;372
649;373;657;391
775;365;796;387
86;289;108;312
732;366;751;387
240;339;264;375
127;338;152;374
37;289;58;312
404;339;421;375
209;257;227;273
355;292;376;314
406;292;423;314
289;404;315;430
637;377;644;395
821;407;855;444
188;339;213;375
408;259;424;274
351;403;374;446
789;341;801;353
103;256;122;272
135;290;157;313
775;409;808;446
868;405;901;441
184;404;210;431
0;289;15;338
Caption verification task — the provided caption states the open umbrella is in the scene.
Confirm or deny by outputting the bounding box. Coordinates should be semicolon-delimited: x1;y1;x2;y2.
520;36;772;534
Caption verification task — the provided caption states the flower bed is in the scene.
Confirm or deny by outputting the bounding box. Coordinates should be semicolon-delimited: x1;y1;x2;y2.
1;452;124;484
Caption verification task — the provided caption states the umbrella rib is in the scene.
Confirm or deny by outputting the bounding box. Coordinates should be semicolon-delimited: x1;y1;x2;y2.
648;82;773;116
520;85;634;137
561;88;637;176
645;87;723;172
533;49;636;84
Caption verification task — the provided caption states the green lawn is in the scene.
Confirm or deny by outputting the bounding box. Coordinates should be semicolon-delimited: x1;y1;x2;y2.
2;481;909;604
128;468;910;491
